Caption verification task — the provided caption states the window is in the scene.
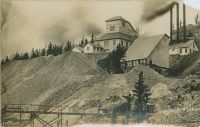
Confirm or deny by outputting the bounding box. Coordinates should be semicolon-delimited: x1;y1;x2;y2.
190;49;192;53
180;49;182;53
97;47;99;51
104;41;109;46
185;49;187;53
113;40;116;45
121;41;123;46
87;47;89;50
110;26;115;31
126;42;128;47
122;21;125;27
128;61;132;66
94;47;96;50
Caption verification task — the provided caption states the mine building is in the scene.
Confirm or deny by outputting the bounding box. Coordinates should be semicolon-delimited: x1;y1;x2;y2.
95;16;138;52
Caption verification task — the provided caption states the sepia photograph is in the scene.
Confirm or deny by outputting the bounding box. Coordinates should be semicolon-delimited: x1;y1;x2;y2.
1;0;200;126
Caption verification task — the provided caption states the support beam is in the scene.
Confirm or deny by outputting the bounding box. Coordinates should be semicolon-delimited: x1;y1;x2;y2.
170;7;173;43
183;4;186;42
176;4;180;42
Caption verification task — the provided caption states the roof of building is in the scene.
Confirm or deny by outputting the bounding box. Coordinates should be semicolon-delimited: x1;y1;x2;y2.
73;46;83;51
95;32;135;42
105;16;129;22
100;101;126;110
170;40;195;48
87;43;104;49
124;34;168;61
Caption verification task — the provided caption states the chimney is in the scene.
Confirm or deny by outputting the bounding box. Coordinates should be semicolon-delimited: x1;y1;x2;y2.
176;3;179;42
183;4;186;42
170;8;173;43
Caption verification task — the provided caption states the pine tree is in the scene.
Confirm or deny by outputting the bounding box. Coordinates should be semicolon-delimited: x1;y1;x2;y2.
13;52;20;60
80;37;84;47
47;42;53;56
64;41;72;52
30;48;37;59
1;58;5;65
41;48;46;56
5;56;10;63
123;94;133;124
133;71;151;121
85;38;88;46
35;49;40;57
23;52;29;60
91;33;94;43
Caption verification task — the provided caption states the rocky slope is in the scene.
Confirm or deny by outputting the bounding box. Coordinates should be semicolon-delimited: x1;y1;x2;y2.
1;52;200;126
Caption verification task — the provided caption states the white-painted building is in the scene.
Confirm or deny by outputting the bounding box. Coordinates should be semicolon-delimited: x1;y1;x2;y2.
83;43;104;54
72;46;83;53
95;16;137;52
169;40;199;55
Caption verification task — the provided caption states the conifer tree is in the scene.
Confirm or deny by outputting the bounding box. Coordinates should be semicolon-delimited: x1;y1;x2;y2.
133;71;151;121
41;48;46;56
91;33;94;43
23;52;29;60
13;52;20;60
47;42;53;56
80;37;84;47
85;38;88;46
30;48;37;59
123;94;133;124
1;58;5;65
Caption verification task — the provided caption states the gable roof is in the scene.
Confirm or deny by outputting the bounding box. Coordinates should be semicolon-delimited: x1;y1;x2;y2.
100;101;126;110
73;46;83;51
95;32;136;42
105;16;129;22
87;43;104;49
124;34;168;61
170;40;195;48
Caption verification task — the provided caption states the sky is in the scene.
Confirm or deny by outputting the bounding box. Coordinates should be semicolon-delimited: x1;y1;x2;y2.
0;0;200;57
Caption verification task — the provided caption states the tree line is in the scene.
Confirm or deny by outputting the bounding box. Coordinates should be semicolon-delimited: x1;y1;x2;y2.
1;41;73;66
79;33;95;47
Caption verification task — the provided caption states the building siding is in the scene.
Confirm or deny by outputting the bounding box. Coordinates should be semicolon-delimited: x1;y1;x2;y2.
83;44;104;54
147;36;169;68
169;42;199;56
96;39;132;52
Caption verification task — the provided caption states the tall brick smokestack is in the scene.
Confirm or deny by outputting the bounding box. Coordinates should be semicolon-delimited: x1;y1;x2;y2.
170;8;173;42
176;4;179;42
183;4;186;42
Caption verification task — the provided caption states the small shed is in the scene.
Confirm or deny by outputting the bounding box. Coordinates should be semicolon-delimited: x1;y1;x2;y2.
98;101;127;115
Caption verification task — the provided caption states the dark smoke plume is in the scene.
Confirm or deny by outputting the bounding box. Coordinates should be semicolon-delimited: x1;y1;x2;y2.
42;6;102;45
142;0;178;22
1;0;12;29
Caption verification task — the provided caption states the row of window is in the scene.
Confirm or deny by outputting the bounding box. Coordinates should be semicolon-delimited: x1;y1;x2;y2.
109;22;126;31
180;48;193;54
87;46;103;52
94;47;103;51
103;40;129;47
127;59;146;67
